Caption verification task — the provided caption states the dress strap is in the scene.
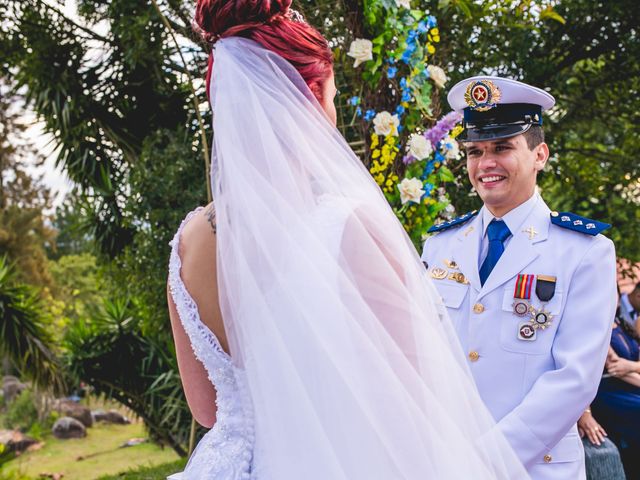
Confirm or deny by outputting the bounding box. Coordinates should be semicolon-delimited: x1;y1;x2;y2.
168;208;232;379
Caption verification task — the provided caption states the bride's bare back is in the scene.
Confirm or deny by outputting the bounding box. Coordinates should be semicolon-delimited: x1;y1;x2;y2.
168;203;228;427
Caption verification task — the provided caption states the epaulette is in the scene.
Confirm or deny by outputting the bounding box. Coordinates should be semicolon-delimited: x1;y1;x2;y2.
427;210;479;234
550;211;610;236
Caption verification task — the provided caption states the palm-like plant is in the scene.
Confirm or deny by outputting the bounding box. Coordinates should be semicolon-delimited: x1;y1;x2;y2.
64;297;192;456
0;257;64;393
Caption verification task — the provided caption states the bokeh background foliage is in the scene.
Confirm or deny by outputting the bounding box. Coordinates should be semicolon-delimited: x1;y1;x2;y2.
0;0;638;457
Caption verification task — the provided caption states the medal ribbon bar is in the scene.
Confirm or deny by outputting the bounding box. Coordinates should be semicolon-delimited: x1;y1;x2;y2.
514;273;534;299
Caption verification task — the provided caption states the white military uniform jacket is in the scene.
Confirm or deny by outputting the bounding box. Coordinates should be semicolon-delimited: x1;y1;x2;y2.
422;194;617;479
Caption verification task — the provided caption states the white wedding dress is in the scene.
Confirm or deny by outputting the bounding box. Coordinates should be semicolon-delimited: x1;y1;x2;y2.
168;37;528;479
168;208;254;479
168;195;366;479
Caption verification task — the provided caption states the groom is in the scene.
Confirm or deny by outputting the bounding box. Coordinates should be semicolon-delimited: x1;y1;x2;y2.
422;76;617;479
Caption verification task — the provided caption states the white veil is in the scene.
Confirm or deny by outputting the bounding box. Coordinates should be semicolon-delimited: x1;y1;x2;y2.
212;37;528;479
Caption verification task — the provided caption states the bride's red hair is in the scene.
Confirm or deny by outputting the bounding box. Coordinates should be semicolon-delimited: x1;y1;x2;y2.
194;0;333;102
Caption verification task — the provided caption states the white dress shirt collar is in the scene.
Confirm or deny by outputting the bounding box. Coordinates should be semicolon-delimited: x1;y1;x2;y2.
481;192;540;238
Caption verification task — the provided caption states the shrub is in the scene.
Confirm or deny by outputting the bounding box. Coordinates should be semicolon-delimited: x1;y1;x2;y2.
3;389;37;432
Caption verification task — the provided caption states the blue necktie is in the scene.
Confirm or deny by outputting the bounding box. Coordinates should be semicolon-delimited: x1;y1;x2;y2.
479;219;511;286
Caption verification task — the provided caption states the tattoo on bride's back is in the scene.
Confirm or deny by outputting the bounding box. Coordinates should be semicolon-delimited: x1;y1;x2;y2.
205;205;217;234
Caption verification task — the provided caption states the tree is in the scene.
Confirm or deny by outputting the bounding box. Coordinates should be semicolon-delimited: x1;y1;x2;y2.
430;0;640;262
0;79;55;287
64;297;191;455
0;257;64;392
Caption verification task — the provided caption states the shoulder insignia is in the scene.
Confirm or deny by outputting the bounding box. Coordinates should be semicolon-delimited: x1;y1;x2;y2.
549;211;610;236
427;210;479;234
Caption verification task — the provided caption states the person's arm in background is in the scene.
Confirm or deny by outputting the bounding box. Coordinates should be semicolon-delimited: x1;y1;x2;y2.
578;408;607;446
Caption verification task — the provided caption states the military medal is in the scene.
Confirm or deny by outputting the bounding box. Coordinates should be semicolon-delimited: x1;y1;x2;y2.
516;274;557;340
512;273;534;317
529;274;556;328
447;272;469;284
444;259;459;270
430;267;447;280
532;307;553;329
518;323;537;341
535;275;556;302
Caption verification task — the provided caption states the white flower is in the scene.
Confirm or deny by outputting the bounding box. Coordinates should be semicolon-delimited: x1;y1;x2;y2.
427;65;448;89
398;177;425;205
373;111;400;137
395;0;411;8
441;135;460;160
407;134;433;160
347;39;373;68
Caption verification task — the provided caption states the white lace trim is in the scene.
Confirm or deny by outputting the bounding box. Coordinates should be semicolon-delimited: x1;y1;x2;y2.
168;207;232;383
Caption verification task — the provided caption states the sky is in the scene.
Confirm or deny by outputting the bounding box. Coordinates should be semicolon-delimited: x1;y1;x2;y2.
22;0;80;208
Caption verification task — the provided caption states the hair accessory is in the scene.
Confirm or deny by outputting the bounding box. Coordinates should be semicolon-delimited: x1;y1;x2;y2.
286;8;306;23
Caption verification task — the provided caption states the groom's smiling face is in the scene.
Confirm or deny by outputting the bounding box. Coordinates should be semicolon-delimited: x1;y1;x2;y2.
464;133;549;217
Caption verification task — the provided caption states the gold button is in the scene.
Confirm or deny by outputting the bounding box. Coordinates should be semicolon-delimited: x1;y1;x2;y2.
468;351;480;362
473;303;485;314
543;454;552;463
551;211;559;217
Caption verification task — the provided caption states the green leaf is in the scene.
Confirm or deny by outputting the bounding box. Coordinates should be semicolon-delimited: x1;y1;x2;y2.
539;6;566;25
438;166;455;182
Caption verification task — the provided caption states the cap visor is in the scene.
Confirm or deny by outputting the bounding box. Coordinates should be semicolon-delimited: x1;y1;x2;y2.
459;124;531;142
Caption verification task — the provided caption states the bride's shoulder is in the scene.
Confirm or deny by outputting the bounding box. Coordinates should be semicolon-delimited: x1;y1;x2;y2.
176;203;217;265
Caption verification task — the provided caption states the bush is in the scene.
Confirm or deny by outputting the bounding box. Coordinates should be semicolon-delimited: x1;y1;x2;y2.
3;389;37;432
25;410;58;441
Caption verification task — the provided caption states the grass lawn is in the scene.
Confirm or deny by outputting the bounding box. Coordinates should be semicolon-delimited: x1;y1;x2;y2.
3;421;181;480
97;459;187;479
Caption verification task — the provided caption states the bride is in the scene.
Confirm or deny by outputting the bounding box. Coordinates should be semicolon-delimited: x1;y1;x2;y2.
167;0;528;478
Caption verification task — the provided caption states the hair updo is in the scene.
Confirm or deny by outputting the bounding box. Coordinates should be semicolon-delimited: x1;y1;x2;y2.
194;0;334;102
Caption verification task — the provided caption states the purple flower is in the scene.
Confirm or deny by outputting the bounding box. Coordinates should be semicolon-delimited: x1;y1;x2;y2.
402;154;415;165
424;111;463;149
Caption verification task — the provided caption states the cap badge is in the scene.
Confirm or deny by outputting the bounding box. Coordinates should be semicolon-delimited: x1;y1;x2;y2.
464;80;502;112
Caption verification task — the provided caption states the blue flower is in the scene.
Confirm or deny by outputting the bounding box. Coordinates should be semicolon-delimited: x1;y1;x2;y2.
399;77;408;89
356;106;362;117
386;57;396;65
426;15;437;29
401;90;411;102
387;66;398;79
434;151;445;162
398;125;404;133
424;182;434;197
348;96;360;106
395;104;405;116
401;49;414;64
423;68;430;78
364;109;376;122
407;29;418;41
423;160;435;176
417;21;428;33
